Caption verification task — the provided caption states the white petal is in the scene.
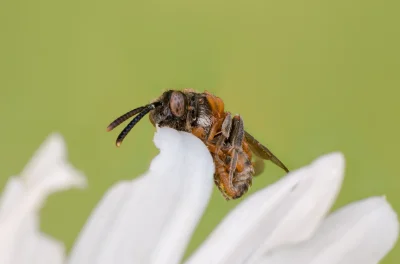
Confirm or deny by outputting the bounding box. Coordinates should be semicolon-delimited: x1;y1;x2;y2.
0;133;86;264
256;197;399;264
0;177;24;222
8;215;65;264
186;152;344;264
20;133;87;191
68;127;215;264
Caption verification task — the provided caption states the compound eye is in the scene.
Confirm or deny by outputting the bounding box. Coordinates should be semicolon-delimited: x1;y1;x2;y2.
169;91;186;117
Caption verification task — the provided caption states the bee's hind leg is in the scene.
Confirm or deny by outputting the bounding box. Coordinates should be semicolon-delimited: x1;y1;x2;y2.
213;115;250;200
226;115;248;198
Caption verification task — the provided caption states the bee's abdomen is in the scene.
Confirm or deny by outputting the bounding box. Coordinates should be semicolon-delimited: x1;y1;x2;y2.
214;153;254;200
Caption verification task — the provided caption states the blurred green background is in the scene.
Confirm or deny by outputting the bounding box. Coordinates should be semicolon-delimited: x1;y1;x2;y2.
1;0;399;262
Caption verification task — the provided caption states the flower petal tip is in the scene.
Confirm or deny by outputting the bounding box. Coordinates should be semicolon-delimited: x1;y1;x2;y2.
152;127;212;165
153;127;182;151
314;151;344;166
21;132;87;195
373;196;399;240
365;196;399;224
66;167;88;189
46;132;65;146
311;152;345;176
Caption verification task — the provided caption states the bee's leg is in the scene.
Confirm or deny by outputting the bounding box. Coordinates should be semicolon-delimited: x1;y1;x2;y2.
228;115;245;152
214;162;234;200
192;126;206;139
203;109;232;160
205;92;226;141
221;112;232;138
193;127;226;160
207;118;224;142
213;146;240;200
213;112;232;163
215;115;252;199
193;127;223;158
239;127;261;176
226;115;246;198
204;142;224;158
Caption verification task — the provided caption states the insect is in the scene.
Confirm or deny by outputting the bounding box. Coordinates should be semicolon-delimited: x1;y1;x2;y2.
106;89;289;200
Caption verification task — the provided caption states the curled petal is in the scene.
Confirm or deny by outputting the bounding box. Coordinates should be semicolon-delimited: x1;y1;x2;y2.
68;127;215;264
255;197;399;264
20;133;87;191
186;153;345;264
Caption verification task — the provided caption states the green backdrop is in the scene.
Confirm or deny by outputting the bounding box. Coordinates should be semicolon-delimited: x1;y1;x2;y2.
1;0;399;262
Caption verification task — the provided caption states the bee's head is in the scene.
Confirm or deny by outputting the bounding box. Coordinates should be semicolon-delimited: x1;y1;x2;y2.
106;90;188;147
149;90;187;126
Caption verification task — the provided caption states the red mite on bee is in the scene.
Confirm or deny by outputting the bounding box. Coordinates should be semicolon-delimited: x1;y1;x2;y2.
106;89;289;200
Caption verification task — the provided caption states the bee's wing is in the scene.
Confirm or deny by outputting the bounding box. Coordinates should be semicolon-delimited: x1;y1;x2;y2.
244;131;289;173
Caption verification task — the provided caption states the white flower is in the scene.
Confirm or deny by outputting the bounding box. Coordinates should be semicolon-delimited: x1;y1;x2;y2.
0;133;87;264
0;128;398;264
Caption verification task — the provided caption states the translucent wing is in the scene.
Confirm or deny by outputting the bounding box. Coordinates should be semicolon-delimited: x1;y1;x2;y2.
244;131;289;173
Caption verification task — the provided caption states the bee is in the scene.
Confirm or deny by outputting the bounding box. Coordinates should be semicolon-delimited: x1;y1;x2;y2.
106;89;289;200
